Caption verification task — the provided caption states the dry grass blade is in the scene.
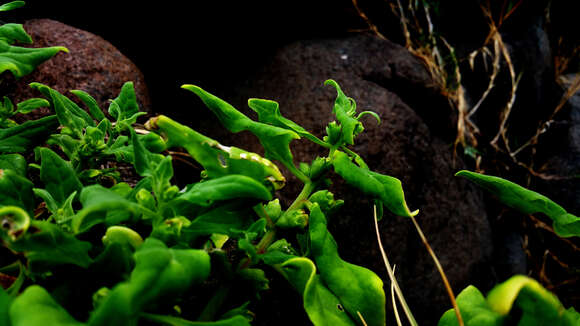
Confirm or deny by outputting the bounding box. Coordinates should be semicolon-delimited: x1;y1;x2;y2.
351;0;386;40
410;216;464;326
357;311;369;326
490;31;521;153
511;73;580;157
467;37;501;120
391;265;403;326
373;205;418;326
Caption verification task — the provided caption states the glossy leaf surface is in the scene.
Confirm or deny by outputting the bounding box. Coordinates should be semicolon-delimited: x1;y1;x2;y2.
456;170;579;237
9;285;83;326
89;238;210;326
0;115;58;153
309;203;386;325
182;84;299;170
332;150;417;217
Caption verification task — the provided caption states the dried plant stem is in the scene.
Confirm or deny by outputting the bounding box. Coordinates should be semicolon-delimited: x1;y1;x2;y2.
391;265;403;326
351;0;386;40
373;205;418;326
511;74;580;157
357;311;369;326
410;216;464;326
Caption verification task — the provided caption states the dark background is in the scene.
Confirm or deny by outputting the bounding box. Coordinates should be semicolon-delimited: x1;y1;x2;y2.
4;0;365;119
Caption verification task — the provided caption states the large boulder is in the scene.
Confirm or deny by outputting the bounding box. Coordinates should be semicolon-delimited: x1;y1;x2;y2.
4;19;151;119
188;34;496;324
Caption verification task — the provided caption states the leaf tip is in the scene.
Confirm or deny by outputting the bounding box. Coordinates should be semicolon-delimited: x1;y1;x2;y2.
454;170;469;177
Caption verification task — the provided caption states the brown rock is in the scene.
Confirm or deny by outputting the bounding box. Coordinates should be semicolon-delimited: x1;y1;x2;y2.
6;19;151;119
193;34;495;325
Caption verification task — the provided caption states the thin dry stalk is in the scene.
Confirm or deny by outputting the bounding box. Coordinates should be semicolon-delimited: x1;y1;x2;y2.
391;265;403;326
395;0;412;48
490;31;521;153
351;0;387;40
527;214;580;252
467;38;502;120
373;205;418;326
357;311;369;326
410;216;464;326
511;73;580;157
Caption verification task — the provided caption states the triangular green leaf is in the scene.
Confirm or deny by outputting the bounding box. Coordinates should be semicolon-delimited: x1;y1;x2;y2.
0;42;67;79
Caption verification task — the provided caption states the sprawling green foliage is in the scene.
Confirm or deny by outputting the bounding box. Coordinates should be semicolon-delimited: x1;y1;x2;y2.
0;78;421;325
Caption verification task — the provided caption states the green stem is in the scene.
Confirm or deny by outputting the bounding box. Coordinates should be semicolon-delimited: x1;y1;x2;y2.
283;161;310;184
286;181;316;213
197;284;231;321
256;229;277;254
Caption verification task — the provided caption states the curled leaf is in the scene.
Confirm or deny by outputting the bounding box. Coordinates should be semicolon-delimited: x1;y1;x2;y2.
332;150;417;217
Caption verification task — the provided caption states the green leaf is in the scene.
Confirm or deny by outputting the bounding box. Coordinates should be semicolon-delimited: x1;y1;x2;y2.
9;221;92;271
248;98;328;147
15;98;49;114
0;153;26;176
0;115;58;153
308;203;386;326
332;150;417;217
109;81;140;121
456;170;580;237
0;41;67;79
0;23;31;44
0;206;30;242
88;238;211;326
9;285;83;326
180;202;256;239
437;285;504;326
487;275;562;317
38;147;82;207
182;84;299;171
324;80;362;146
279;257;357;326
146;115;286;190
439;275;578;326
70;89;105;121
102;225;143;250
175;175;272;207
0;286;13;326
0;1;25;12
30;83;94;136
32;188;58;215
72;184;159;233
0;168;34;212
130;127;158;177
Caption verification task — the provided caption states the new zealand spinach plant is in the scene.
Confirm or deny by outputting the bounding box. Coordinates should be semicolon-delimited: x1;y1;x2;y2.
0;76;422;326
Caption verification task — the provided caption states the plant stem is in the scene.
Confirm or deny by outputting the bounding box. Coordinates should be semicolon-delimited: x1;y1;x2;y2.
286;181;316;212
256;228;277;254
284;162;310;184
373;205;418;326
410;216;464;326
197;284;230;321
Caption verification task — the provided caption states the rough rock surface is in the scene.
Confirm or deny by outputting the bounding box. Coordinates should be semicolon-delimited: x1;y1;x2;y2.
191;34;495;325
6;19;151;119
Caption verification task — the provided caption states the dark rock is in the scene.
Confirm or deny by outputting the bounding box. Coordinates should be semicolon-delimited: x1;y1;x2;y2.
189;34;495;325
5;19;151;120
536;74;580;215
